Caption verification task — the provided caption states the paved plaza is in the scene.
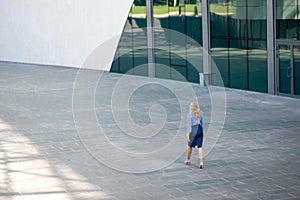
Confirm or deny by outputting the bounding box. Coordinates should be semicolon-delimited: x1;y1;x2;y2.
0;61;300;200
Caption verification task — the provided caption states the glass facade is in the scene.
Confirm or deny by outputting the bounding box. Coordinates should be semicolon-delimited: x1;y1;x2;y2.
110;1;147;76
276;0;300;39
276;0;300;96
111;0;300;96
294;46;300;95
210;0;267;92
278;44;291;94
111;0;203;83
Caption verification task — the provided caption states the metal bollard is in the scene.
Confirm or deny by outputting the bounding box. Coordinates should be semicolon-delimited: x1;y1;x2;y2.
199;73;204;87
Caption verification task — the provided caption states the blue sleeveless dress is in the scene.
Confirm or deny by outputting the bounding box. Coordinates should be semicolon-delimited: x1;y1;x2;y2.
187;114;204;148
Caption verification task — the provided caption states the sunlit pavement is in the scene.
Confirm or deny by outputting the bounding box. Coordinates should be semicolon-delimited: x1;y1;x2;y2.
1;61;300;200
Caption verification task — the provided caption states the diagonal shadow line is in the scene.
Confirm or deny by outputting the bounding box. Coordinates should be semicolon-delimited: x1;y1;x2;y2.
6;169;94;183
0;189;103;196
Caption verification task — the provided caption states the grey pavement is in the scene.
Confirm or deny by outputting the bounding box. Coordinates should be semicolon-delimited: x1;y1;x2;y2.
0;61;300;200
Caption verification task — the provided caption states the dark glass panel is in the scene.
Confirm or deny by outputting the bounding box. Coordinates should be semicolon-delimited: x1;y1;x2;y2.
158;17;170;29
187;62;200;83
171;64;187;81
111;58;120;73
211;13;228;38
298;21;300;40
276;20;287;39
247;0;267;92
133;18;147;28
247;0;267;41
119;49;134;74
156;63;171;79
210;0;229;38
154;29;170;78
118;30;133;48
186;43;202;83
133;29;148;70
248;42;267;92
170;50;186;65
248;39;266;49
278;45;291;94
276;0;300;40
293;46;300;95
134;49;148;76
286;20;298;39
229;0;246;38
155;49;171;79
230;37;247;49
185;1;202;83
229;19;247;38
248;20;267;40
260;20;267;40
169;16;186;35
298;2;300;19
211;39;229;87
229;39;247;90
186;16;202;44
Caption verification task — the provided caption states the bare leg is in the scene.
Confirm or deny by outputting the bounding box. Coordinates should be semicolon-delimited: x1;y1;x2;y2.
198;147;203;168
185;146;192;165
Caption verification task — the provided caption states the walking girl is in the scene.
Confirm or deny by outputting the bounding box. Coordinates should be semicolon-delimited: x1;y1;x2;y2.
185;102;204;169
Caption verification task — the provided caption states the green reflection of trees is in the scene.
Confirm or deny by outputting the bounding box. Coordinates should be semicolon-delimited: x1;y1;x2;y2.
130;4;234;15
210;4;234;14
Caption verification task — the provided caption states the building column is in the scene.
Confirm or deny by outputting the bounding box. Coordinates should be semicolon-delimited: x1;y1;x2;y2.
202;0;211;85
267;0;276;94
146;0;155;77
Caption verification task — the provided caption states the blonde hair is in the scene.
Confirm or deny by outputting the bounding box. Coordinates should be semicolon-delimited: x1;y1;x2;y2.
190;102;201;119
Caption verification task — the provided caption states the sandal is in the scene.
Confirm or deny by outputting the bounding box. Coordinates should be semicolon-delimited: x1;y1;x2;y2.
184;160;191;165
199;162;203;169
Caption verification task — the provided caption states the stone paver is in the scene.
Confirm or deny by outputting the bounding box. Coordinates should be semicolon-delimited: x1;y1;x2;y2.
0;61;300;199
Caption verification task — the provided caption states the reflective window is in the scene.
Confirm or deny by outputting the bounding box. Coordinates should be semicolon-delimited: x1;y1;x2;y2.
153;0;202;82
294;46;300;95
276;0;300;40
112;0;203;83
210;0;267;92
111;0;273;93
278;45;291;94
111;0;148;76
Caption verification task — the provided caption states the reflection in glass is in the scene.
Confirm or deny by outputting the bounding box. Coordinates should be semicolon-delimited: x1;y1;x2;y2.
211;39;229;87
230;1;247;38
210;0;267;92
229;40;248;90
294;46;300;95
248;44;267;92
248;19;267;40
153;0;170;80
111;49;120;73
187;43;203;83
119;49;134;74
276;0;300;40
186;15;202;45
278;45;291;94
111;0;148;76
133;31;148;76
153;0;203;82
130;0;146;19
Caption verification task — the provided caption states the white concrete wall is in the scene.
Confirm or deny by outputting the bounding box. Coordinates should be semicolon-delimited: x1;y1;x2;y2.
0;0;133;70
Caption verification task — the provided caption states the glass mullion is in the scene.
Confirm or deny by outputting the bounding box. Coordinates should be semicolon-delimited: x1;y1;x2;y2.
293;45;300;95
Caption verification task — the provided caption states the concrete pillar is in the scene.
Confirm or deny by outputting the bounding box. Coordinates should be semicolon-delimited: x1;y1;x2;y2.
146;0;155;77
202;0;211;85
267;0;276;94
